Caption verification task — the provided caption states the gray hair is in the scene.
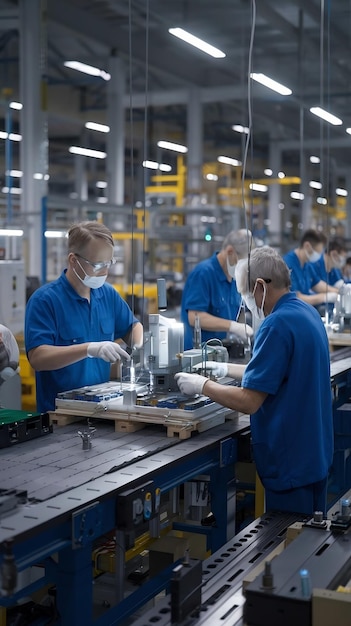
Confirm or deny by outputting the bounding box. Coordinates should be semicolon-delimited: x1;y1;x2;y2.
68;221;114;254
221;229;253;260
248;247;291;291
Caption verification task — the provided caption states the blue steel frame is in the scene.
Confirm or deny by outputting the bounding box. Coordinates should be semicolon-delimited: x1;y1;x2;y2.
0;424;247;625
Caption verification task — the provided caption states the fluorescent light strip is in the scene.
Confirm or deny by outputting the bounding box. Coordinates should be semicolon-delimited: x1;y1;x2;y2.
168;27;226;58
0;131;22;141
336;188;348;197
0;229;23;236
96;181;107;189
69;146;106;159
317;197;327;205
2;187;22;194
291;192;305;200
45;231;67;238
85;121;110;133
264;169;273;176
309;180;322;190
232;124;249;134
157;140;188;153
9;101;22;110
64;61;110;81
143;160;172;172
6;170;22;177
310;155;320;164
250;73;292;96
218;155;242;167
310;107;342;125
249;183;268;192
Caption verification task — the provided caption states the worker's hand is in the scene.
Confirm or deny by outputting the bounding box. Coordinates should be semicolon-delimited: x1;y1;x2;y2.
229;320;254;340
193;361;228;378
87;342;131;363
175;372;208;396
324;292;338;303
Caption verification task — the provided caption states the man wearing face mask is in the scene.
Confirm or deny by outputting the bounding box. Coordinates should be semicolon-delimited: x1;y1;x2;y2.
25;221;143;413
313;238;347;289
175;247;333;516
180;229;254;350
283;229;339;308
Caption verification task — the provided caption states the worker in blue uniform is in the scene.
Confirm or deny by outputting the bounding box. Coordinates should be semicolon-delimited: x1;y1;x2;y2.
180;229;253;350
313;237;346;289
25;221;143;413
283;229;338;308
176;247;333;516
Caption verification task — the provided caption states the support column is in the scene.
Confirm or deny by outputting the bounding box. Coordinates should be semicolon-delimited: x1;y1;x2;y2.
19;0;48;281
268;141;282;246
186;87;203;198
107;55;126;208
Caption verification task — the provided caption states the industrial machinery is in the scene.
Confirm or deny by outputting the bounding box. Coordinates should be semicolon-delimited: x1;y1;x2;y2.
333;283;351;332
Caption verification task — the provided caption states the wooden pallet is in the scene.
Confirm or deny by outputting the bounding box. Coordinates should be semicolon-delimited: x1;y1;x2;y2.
49;405;227;439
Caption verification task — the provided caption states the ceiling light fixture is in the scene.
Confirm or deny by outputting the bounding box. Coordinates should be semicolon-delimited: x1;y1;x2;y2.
264;169;273;176
85;121;110;133
64;61;111;81
310;107;343;125
0;228;23;236
0;131;22;141
249;183;268;192
290;192;305;200
1;187;22;194
250;73;292;96
69;146;107;159
168;27;226;58
310;155;320;164
9;101;22;110
44;230;67;238
6;170;22;177
336;188;348;197
96;181;107;188
309;180;322;189
157;140;188;153
317;197;327;205
232;124;249;134
143;160;172;172
218;156;242;167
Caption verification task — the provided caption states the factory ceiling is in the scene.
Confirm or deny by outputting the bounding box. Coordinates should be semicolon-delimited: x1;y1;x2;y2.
1;0;351;202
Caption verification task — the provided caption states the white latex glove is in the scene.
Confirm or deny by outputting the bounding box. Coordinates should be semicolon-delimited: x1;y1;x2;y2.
193;361;228;378
229;320;254;340
175;372;208;396
324;292;338;303
87;342;131;363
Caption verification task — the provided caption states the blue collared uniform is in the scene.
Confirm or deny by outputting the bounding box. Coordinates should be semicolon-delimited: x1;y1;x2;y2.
25;270;138;413
283;249;320;294
242;292;333;512
313;255;343;286
181;252;241;349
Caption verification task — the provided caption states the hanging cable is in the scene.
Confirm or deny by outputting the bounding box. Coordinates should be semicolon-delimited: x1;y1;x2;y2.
128;0;136;316
141;0;150;331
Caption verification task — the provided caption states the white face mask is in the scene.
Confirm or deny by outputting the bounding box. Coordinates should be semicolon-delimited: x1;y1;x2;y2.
74;260;107;289
333;254;346;269
227;257;237;279
242;280;266;322
306;248;322;263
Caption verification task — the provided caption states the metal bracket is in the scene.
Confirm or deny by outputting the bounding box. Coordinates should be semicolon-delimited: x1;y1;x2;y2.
72;502;102;549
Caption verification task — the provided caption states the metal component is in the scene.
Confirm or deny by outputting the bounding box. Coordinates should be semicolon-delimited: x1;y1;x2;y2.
72;503;101;549
261;561;274;590
78;427;96;450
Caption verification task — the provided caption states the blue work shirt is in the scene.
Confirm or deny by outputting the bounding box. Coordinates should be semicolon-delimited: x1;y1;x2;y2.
180;252;242;349
242;291;333;492
25;270;138;413
313;255;343;286
283;249;320;294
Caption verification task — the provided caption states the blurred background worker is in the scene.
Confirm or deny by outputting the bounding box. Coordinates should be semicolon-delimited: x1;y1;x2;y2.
25;221;143;414
175;247;333;516
283;229;338;309
0;323;21;410
313;237;347;289
343;256;351;283
180;229;254;350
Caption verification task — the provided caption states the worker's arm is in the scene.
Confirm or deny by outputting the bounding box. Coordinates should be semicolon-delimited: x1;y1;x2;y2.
188;310;252;339
175;372;267;414
296;284;338;306
122;322;143;350
312;280;339;294
28;343;92;371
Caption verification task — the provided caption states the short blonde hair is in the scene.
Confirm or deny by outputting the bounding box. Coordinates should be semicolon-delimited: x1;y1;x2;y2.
68;221;114;254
